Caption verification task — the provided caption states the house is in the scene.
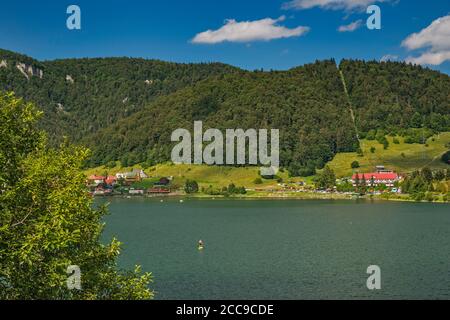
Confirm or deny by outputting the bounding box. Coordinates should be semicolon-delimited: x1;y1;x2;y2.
134;169;148;179
124;171;141;184
105;176;117;186
93;186;112;196
154;177;170;187
148;187;171;194
352;172;399;187
88;175;105;186
115;171;141;185
129;188;145;195
375;165;395;174
115;172;126;179
115;169;148;184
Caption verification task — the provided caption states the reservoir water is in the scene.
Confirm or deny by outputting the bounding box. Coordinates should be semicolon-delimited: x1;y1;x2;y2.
100;198;450;299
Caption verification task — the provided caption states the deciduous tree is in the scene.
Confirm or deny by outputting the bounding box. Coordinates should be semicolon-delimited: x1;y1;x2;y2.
0;93;153;300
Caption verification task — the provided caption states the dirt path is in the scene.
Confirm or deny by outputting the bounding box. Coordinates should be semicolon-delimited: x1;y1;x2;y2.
338;69;360;143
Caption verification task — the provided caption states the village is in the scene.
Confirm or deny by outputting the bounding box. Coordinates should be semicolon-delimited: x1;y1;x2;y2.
87;169;175;197
87;165;402;198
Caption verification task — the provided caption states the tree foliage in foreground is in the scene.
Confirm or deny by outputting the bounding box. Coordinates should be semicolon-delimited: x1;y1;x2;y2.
0;92;153;299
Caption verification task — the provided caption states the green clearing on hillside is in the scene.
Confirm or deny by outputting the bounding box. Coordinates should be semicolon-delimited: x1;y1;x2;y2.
84;164;306;189
84;133;450;186
327;132;450;177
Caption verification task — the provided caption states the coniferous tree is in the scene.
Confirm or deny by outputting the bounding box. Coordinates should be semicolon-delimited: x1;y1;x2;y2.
354;173;360;193
361;175;367;194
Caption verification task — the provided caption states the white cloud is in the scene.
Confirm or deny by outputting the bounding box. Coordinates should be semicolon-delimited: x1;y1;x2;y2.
402;15;450;65
380;54;398;62
192;16;310;44
338;20;363;32
282;0;391;11
405;51;450;66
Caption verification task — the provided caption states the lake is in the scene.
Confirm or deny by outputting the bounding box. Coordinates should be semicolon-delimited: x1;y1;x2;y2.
100;198;450;300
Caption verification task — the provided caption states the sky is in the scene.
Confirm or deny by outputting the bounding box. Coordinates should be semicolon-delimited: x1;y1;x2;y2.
0;0;449;73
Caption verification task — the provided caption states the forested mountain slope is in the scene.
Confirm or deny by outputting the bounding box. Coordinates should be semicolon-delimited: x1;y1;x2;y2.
86;60;357;174
1;49;449;175
340;59;450;136
0;48;239;142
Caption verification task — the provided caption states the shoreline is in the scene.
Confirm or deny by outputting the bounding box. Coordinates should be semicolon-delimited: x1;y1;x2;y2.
93;192;449;204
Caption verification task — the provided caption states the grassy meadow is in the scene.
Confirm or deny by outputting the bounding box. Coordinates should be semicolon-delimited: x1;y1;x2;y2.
84;132;450;187
327;132;450;177
85;163;308;189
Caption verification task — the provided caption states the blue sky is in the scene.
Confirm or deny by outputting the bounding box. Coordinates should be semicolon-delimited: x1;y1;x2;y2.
1;0;449;73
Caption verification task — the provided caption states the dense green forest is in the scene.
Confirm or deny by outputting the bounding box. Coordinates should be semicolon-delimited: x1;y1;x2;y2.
340;60;450;138
1;48;449;176
0;49;239;142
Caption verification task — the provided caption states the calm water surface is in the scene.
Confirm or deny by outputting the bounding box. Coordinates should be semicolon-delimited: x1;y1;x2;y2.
100;198;450;299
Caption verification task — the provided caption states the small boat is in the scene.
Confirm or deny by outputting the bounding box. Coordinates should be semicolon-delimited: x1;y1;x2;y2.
197;240;205;251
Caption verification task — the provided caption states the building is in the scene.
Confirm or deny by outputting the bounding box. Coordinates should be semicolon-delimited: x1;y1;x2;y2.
88;175;105;186
105;176;117;186
115;173;125;179
154;177;170;187
129;188;145;195
124;171;141;184
115;169;148;184
374;165;394;173
135;169;148;179
148;187;171;194
92;187;112;196
115;171;140;184
352;172;399;187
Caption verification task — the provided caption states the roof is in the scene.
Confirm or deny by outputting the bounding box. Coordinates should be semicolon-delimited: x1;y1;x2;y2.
154;177;170;185
352;172;399;180
105;176;116;184
89;175;105;180
125;172;138;178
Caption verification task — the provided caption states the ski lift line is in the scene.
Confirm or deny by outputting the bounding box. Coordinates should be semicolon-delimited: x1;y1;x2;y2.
338;68;360;145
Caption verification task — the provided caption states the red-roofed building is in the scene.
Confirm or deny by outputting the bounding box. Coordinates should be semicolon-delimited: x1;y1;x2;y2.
105;175;117;186
88;175;106;186
352;172;399;187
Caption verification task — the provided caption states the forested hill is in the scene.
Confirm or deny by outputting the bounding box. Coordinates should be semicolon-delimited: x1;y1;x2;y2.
1;48;449;175
340;60;450;136
0;48;240;142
